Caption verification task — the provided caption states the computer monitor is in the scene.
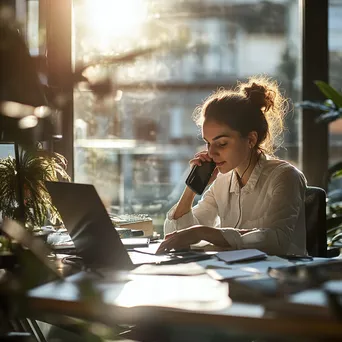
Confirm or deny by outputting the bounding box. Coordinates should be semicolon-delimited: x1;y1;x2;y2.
0;143;15;159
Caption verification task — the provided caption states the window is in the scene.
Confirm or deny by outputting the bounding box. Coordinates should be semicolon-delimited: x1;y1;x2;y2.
329;0;342;165
27;0;40;56
73;0;301;236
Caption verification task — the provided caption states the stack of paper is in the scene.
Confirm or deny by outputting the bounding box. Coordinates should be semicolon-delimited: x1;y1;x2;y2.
110;214;153;237
200;251;294;282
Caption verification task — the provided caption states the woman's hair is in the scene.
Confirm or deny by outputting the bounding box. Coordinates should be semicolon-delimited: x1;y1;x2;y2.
193;76;288;156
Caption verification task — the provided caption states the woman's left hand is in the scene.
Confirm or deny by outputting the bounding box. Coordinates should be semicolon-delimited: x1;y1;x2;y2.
156;227;201;254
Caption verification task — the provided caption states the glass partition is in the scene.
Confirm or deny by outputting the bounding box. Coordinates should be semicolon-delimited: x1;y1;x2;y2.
73;0;301;235
328;0;342;194
329;0;342;165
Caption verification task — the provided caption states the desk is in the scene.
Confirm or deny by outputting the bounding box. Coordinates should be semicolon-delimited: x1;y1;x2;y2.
25;256;342;341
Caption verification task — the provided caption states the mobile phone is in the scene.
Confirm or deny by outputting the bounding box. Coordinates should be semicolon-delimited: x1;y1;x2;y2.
185;160;216;195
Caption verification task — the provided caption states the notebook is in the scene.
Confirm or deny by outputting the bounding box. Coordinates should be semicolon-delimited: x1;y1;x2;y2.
215;249;267;264
46;181;211;270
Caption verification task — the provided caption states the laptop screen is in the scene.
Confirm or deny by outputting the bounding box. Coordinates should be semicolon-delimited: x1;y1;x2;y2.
46;181;133;270
0;143;15;159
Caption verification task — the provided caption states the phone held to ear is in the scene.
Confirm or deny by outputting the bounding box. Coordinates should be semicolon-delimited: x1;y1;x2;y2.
185;160;216;195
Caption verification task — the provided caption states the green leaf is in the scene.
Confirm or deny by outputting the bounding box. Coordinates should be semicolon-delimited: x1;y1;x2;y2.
332;170;342;179
296;100;332;112
0;148;70;227
316;110;342;124
315;81;342;108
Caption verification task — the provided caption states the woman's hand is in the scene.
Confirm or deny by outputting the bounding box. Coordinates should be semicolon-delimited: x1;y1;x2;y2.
190;150;212;167
190;151;219;185
156;227;201;254
156;225;231;254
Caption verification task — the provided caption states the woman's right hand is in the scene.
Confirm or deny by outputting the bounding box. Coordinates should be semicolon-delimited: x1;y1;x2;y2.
189;151;219;185
189;150;212;167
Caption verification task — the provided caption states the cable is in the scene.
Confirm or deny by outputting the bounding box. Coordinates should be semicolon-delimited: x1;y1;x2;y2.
234;188;242;229
233;150;254;228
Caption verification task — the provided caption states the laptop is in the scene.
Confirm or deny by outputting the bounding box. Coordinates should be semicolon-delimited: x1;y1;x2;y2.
46;181;211;270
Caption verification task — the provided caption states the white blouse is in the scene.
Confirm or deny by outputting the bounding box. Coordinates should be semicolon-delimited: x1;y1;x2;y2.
164;154;307;255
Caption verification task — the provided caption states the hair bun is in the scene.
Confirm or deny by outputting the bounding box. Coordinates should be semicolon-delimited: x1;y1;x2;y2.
243;82;275;113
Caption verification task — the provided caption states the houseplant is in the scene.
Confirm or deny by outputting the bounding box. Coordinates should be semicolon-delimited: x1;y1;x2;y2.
297;81;342;247
0;146;70;229
297;80;342;194
298;81;342;124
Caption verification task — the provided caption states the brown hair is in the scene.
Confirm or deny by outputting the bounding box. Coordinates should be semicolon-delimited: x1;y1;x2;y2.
193;76;287;156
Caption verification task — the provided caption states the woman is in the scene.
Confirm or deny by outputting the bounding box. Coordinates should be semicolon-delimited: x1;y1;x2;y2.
157;76;307;255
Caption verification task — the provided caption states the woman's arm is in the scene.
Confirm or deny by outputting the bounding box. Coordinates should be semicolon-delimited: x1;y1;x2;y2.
173;186;197;220
164;152;219;234
164;179;220;235
157;226;230;254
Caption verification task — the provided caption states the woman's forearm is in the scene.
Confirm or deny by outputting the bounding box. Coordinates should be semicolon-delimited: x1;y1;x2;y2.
200;226;230;247
173;186;197;220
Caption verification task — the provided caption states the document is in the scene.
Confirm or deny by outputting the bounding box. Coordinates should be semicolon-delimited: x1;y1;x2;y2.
201;256;295;280
113;274;231;311
216;249;267;264
132;262;206;276
206;268;257;281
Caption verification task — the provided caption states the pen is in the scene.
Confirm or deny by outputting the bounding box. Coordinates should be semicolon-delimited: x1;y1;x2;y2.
277;254;313;261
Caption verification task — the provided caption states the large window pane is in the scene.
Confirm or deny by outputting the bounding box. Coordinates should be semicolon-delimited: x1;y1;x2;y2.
27;0;39;56
329;0;342;164
328;0;342;195
73;0;301;236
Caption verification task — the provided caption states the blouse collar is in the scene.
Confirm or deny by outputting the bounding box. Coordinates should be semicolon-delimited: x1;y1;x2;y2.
229;153;268;194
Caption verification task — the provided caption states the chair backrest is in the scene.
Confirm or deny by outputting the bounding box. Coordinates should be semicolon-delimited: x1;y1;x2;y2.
305;186;327;257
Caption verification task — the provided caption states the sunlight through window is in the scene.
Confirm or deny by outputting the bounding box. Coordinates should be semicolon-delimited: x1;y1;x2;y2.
81;0;148;52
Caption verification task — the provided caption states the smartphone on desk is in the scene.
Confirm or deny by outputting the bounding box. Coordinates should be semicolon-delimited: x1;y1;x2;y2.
185;160;216;195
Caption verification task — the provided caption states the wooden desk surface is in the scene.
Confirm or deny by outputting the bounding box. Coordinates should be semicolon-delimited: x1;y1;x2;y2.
26;269;342;340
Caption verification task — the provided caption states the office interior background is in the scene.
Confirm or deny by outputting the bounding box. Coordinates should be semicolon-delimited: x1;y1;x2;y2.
1;0;341;235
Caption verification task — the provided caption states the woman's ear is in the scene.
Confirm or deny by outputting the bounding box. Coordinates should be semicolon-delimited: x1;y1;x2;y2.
247;131;258;149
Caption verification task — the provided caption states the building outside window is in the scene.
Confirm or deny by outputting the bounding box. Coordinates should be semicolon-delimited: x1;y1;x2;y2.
72;0;303;235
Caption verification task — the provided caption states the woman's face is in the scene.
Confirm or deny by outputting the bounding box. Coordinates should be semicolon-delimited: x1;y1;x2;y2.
202;119;251;174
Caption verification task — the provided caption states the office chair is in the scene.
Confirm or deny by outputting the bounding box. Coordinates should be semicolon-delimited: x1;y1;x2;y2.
305;186;327;257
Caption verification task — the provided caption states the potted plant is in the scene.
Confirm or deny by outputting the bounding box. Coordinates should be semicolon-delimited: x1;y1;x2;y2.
297;81;342;248
0;146;70;230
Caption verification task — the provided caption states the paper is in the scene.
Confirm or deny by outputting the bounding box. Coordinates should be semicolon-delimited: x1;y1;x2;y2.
227;256;294;273
198;256;295;276
121;238;149;248
134;242;161;255
132;262;206;276
216;249;267;264
47;232;73;245
197;258;233;270
111;274;231;311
